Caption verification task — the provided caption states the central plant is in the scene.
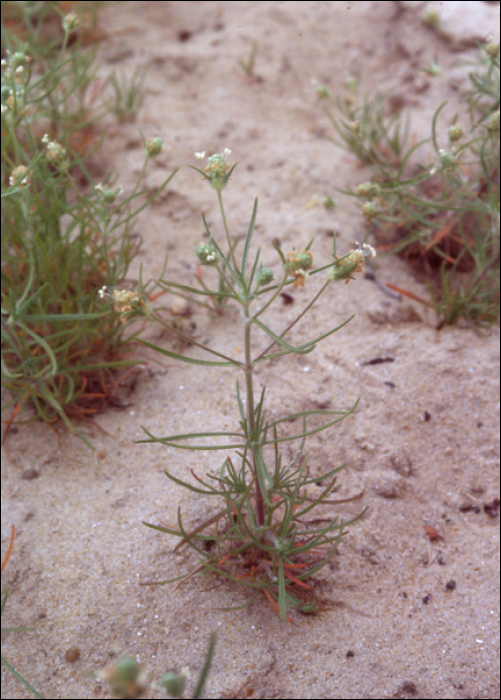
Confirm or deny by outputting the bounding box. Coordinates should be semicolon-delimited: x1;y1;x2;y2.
118;150;374;621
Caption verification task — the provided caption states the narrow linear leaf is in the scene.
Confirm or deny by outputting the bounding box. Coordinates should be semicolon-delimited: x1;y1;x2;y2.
253;318;314;354
241;197;258;277
137;338;233;366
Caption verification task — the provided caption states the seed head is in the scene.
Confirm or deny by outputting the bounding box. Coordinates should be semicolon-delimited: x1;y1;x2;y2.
95;182;124;204
448;123;464;143
195;149;234;191
423;7;440;28
322;194;336;209
344;76;359;93
356;182;380;200
423;62;441;77
486;42;500;60
315;84;331;99
284;249;313;288
256;267;274;287
361;201;381;220
62;12;80;33
9;165;31;188
96;656;148;699
160;671;188;698
329;242;376;283
145;137;164;157
6;51;31;70
485;110;500;132
438;149;458;169
42;134;67;168
99;287;150;323
197;242;220;266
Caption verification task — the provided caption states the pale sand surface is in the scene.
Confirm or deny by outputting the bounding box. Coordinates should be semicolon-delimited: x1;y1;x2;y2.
2;2;500;698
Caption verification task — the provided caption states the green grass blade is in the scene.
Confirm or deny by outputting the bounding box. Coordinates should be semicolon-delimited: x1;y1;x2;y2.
191;633;217;700
0;656;45;699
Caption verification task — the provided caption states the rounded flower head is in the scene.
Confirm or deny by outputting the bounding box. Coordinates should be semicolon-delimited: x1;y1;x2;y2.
438;149;458;170
197;242;220;266
42;134;67;170
256;267;274;287
284;249;313;288
3;50;31;71
205;152;231;177
9;165;31;188
96;655;148;699
486;110;500;132
356;181;380;200
62;12;80;33
315;84;331;99
195;149;234;191
423;61;442;77
95;182;124;204
423;7;440;27
145;137;164;157
486;41;500;60
161;671;188;698
361;201;381;220
448;123;464;143
98;287;151;324
329;242;376;283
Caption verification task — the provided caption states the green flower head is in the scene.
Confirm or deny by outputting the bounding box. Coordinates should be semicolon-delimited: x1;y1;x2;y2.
256;267;274;287
197;242;220;266
145;137;164;157
329;242;376;283
284;249;313;288
195;149;234;191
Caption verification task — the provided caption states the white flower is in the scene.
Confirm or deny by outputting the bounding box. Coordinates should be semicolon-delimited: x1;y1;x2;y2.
357;242;377;258
195;150;234;192
329;242;376;283
9;165;30;188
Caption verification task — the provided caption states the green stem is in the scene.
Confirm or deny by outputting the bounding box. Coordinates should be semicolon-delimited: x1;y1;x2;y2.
129;155;149;199
218;190;239;272
243;302;265;527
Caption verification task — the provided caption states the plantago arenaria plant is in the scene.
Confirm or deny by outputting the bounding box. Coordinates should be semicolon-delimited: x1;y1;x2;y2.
126;150;370;621
1;8;177;446
324;42;500;328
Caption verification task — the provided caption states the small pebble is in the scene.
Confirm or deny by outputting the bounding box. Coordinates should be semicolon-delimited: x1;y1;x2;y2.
65;647;81;663
170;296;190;316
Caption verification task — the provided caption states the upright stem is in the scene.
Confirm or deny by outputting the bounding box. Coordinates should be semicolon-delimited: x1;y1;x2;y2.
218;190;238;272
243;302;265;527
218;187;265;525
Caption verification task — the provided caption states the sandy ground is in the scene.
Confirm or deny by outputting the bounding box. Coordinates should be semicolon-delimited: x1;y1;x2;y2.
2;2;500;698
